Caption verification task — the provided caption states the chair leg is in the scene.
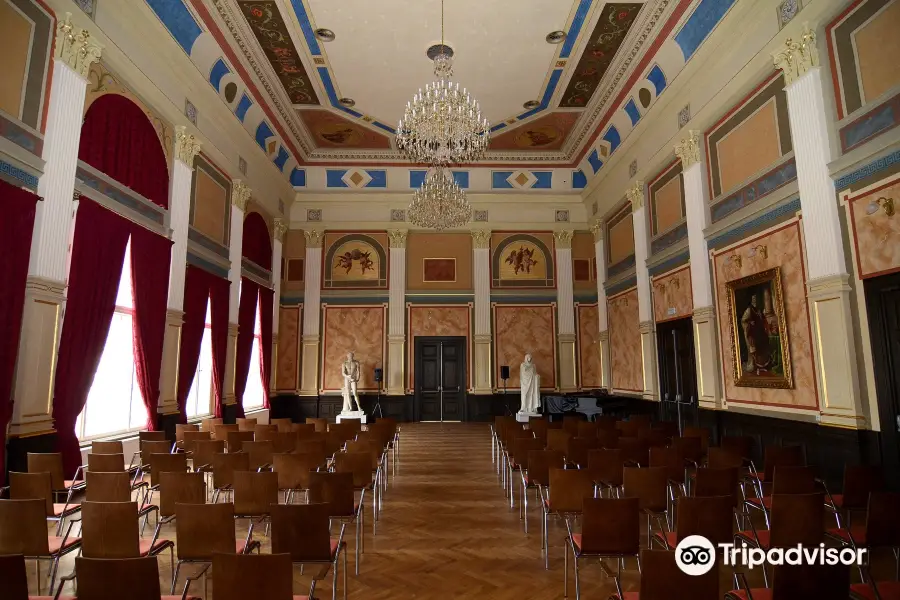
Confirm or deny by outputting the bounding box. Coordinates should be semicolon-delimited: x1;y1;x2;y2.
331;554;338;600
574;554;581;600
171;560;183;594
48;557;59;596
563;534;568;598
544;510;550;570
355;514;361;576
343;546;348;600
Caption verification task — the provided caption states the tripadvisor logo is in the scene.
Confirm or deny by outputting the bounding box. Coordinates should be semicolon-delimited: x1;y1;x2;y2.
674;536;867;576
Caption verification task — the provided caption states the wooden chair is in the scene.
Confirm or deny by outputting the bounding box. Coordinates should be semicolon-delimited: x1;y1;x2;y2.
0;553;46;600
80;500;174;574
521;450;565;534
171;502;260;595
27;453;84;502
307;417;328;433
190;440;225;474
745;465;817;529
90;440;124;455
212;423;238;441
619;437;650;467
236;417;258;432
597;428;621;450
211;552;309;600
309;471;365;566
145;452;189;499
242;440;274;471
200;417;223;434
609;548;718;600
224;430;254;453
826;491;900;584
623;467;669;547
272;431;298;454
332;454;372;573
254;424;279;442
586;448;624;498
0;498;81;594
507;437;544;509
9;471;81;535
139;440;172;473
270;503;347;599
57;555;203;600
651;494;734;551
175;423;199;448
181;431;212;456
292;423;317;438
726;562;851;600
157;471;206;527
87;452;127;473
825;464;884;529
270;417;293;431
232;470;279;536
546;429;572;454
295;438;329;469
565;497;641;600
84;471;155;534
138;430;168;443
681;426;710;453
210;451;250;503
272;452;318;504
543;468;594;569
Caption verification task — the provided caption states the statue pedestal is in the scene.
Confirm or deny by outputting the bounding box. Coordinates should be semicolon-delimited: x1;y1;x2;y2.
516;411;540;423
337;410;367;424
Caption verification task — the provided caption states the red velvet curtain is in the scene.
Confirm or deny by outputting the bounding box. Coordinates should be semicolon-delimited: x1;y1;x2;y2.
79;94;170;208
0;180;38;486
175;266;210;424
242;213;272;270
208;275;230;418
234;278;259;418
53;199;130;476
130;226;172;431
258;286;274;409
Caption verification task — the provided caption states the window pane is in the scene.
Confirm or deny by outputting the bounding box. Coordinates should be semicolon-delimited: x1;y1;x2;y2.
115;239;134;310
244;295;265;410
186;298;214;418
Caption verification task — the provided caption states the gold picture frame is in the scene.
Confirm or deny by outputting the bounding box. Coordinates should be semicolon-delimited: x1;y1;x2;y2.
725;266;793;389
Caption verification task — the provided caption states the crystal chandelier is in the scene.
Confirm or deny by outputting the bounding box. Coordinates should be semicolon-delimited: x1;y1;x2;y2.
407;167;472;231
396;0;490;166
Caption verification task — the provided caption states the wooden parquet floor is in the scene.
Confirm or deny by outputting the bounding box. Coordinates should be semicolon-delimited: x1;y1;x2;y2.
32;422;779;598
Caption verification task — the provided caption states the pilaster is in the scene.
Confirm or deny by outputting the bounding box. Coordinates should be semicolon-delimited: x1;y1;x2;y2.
157;309;184;416
387;230;407;395
299;230;324;395
591;219;609;389
639;320;658;401
630;183;657;401
598;329;611;390
691;306;722;410
471;229;492;393
223;323;239;407
775;25;865;428
554;230;577;391
10;15;101;437
271;219;286;391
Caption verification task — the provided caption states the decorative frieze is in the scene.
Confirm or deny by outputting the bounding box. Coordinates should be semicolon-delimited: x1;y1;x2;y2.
55;13;102;78
231;180;251;211
174;126;201;167
273;217;288;242
675;130;702;168
303;229;324;248
470;229;491;249
773;23;818;86
553;229;574;249
388;229;408;248
627;181;645;210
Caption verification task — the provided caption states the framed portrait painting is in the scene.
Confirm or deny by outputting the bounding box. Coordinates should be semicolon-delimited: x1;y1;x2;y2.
725;267;793;388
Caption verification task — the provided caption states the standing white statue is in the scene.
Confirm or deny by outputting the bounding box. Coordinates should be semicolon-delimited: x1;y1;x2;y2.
341;351;361;413
519;353;541;414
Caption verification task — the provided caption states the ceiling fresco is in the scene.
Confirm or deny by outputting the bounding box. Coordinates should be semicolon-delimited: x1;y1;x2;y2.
298;109;393;150
489;112;581;152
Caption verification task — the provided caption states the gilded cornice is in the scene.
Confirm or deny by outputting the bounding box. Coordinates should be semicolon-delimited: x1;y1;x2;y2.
273;218;288;242
303;229;324;248
773;23;819;86
174;126;201;167
674;130;702;168
231;180;251;211
553;230;574;249
470;229;491;249
387;229;408;249
55;13;102;79
627;181;645;211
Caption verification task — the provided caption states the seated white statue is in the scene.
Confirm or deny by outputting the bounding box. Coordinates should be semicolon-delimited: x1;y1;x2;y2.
519;353;541;414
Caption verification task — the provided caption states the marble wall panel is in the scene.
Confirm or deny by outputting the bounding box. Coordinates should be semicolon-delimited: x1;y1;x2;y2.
493;304;557;389
652;265;693;322
321;305;385;392
845;174;900;278
577;303;602;389
608;288;642;392
275;305;301;391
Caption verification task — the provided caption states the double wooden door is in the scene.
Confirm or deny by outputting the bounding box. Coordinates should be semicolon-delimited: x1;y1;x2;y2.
414;337;466;421
657;317;698;406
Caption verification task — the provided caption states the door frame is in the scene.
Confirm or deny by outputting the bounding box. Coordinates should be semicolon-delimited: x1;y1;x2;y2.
413;336;468;422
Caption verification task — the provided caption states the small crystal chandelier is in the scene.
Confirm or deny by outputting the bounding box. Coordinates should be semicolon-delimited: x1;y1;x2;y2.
396;0;490;166
407;168;472;231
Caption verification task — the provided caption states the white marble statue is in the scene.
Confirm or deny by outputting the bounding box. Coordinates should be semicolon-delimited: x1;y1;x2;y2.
519;353;541;414
341;352;361;413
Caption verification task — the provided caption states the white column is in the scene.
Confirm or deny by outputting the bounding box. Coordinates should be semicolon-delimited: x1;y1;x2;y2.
270;219;286;392
676;131;722;409
299;229;324;395
222;181;250;407
591;220;611;389
775;25;864;428
555;230;577;392
629;182;658;401
471;229;492;394
10;14;101;437
158;127;202;417
387;229;407;395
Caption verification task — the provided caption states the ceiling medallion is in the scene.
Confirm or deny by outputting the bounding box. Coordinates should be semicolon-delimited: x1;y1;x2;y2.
315;28;335;42
546;30;567;44
523;100;540;109
407;167;471;231
339;97;356;107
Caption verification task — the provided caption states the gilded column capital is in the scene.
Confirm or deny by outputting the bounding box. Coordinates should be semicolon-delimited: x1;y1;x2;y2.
627;181;645;211
231;180;251;211
470;229;491;249
303;229;324;248
174;126;201;167
590;219;605;242
55;13;102;78
674;130;702;168
553;230;574;249
273;218;288;242
388;229;408;249
773;23;818;86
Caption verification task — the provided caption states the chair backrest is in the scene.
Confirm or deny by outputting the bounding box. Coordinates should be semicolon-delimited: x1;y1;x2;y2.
597;428;621;449
236;417;258;432
225;430;255;453
272;453;317;490
91;440;124;455
526;450;565;487
0;554;28;600
565;437;601;468
841;465;884;510
270;417;292;430
618;436;649;466
547;468;594;514
546;429;571;453
579;497;640;555
671;436;703;464
865;492;900;548
9;471;53;515
85;470;132;502
212;552;294;600
707;447;744;469
693;467;741;507
138;430;167;444
148;452;188;481
270;502;334;561
26;453;65;490
623;467;668;513
562;414;585;435
272;431;297;454
511;437;543;470
211;451;250;489
595;415;618;431
587;449;624;487
328;422;357;443
770;563;850;600
681;426;710;452
175;502;237;560
200;417;223;433
292;423;317;438
720;435;753;460
306;417;327;433
182;430;212;454
346;439;381;471
637;549;719;600
649;446;685;483
192;440;226;469
87;453;126;473
0;499;51;555
81;501;140;558
140;440;171;467
213;423;238;441
175;423;199;443
639;428;669;449
615;420;644;438
675;495;734;546
334;451;376;489
308;471;355;517
575;421;598;438
158;471;206;518
762;445;805;481
770;492;824;548
73;556;164;600
771;465;816;495
295;439;328;468
254;424;278;441
242;440;274;470
529;418;549;443
233;470;279;517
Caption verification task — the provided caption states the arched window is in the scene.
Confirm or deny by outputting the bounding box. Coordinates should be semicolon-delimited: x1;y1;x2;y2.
185;298;215;418
244;294;265;410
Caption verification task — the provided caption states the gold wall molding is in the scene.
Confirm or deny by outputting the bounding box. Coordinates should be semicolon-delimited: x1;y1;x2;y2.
55;13;102;78
273;218;288;242
231;180;251;211
553;229;574;249
303;229;324;248
174;126;201;167
590;219;604;242
470;229;491;249
627;181;645;210
675;130;702;168
388;229;408;248
773;23;818;86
